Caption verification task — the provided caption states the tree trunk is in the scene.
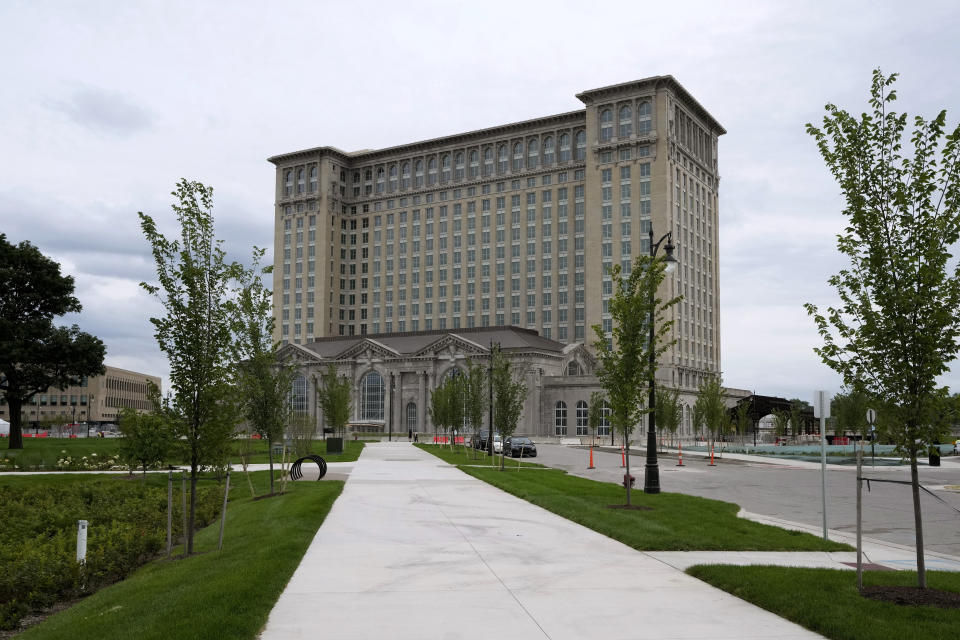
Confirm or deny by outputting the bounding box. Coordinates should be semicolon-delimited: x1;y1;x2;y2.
624;433;631;506
910;452;927;589
268;443;275;495
187;464;198;555
7;396;24;449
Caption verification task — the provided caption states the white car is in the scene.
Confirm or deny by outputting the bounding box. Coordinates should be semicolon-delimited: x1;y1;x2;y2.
493;435;502;453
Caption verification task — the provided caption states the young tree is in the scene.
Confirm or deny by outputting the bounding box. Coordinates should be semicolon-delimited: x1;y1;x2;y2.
831;389;871;439
694;375;728;450
428;377;450;444
139;180;242;554
0;234;106;449
788;399;806;442
118;406;173;479
771;410;790;441
592;257;680;504
734;397;753;447
229;248;295;495
588;390;607;445
315;364;352;439
462;360;487;450
491;349;526;470
806;70;960;588
655;386;683;446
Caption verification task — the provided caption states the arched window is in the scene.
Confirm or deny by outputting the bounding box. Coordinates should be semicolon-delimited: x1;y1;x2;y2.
290;375;307;414
469;150;479;178
527;138;539;169
359;371;385;421
619;105;632;138
353;171;361;183
555;401;568;435
566;361;581;376
309;166;318;192
638;101;652;135
406;402;417;431
455;152;465;180
576;400;589;435
599;109;613;142
389;164;398;192
296;168;305;194
364;169;372;181
543;136;555;166
414;160;424;188
284;170;293;196
558;133;571;163
401;162;411;189
575;130;586;161
445;367;462;382
598;401;611;437
498;145;509;174
427;157;437;186
441;154;451;182
483;147;493;176
512;142;523;171
376;167;385;193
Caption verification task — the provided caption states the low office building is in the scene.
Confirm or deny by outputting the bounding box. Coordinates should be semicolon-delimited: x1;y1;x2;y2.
0;365;161;429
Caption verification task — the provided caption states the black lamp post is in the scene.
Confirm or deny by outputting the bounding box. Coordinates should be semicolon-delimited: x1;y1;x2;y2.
644;228;678;494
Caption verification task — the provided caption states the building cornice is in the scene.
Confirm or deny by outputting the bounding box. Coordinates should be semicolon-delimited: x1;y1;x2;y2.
269;110;587;166
576;75;726;136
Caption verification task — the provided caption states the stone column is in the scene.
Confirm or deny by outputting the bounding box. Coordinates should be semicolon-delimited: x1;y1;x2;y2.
418;371;426;435
425;371;434;434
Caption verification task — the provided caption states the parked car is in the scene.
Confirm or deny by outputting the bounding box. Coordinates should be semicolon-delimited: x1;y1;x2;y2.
493;435;502;454
473;433;502;453
504;436;537;458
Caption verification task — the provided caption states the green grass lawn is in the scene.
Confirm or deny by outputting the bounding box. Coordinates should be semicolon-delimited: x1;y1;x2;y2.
418;444;850;552
231;437;365;464
414;443;543;468
1;438;124;470
687;565;960;640
11;470;343;640
0;437;365;472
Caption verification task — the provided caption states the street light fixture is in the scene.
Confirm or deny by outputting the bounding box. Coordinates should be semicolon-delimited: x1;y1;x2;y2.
644;228;677;494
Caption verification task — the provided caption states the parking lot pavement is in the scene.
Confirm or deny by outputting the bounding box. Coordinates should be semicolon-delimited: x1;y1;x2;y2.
259;442;825;640
532;443;960;559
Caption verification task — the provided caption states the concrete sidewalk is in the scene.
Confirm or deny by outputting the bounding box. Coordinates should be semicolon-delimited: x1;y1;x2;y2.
259;442;823;639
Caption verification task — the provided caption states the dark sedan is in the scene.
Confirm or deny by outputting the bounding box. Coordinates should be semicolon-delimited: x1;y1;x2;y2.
504;436;537;458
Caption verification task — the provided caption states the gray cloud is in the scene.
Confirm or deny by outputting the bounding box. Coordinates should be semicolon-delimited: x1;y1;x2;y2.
48;86;153;136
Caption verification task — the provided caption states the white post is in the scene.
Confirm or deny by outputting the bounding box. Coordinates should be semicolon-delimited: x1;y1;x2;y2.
814;390;831;541
76;520;88;563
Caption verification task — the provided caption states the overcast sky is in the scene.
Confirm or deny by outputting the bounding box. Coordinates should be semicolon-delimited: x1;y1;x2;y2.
2;0;959;402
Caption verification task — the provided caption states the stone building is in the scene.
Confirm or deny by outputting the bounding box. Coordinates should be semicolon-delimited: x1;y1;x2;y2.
269;75;724;396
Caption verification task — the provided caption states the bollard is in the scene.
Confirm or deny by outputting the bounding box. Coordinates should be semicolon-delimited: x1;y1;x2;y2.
76;520;88;563
676;443;685;467
620;445;626;468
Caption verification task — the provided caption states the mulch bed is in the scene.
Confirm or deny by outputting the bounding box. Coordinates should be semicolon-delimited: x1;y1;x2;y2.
861;585;960;609
605;504;653;511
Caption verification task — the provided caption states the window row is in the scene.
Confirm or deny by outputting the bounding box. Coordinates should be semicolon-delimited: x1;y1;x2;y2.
344;132;588;197
283;166;319;197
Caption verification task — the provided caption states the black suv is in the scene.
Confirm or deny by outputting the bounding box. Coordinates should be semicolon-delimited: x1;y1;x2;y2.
504;436;537;458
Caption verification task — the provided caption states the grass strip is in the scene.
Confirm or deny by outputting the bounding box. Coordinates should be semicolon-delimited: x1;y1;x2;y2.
418;444;849;552
15;471;343;640
1;438;364;471
414;443;543;468
686;565;960;640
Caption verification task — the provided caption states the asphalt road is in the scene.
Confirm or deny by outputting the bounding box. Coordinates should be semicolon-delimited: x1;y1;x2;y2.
532;443;960;557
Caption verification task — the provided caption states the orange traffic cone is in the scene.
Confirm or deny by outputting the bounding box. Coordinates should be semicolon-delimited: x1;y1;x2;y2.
587;447;595;469
676;443;685;467
708;444;716;466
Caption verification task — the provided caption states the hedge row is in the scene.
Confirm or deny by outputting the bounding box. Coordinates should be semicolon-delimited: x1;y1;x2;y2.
0;478;222;630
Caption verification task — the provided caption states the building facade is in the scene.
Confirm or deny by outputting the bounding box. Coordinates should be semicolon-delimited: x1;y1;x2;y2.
269;75;724;394
0;365;162;428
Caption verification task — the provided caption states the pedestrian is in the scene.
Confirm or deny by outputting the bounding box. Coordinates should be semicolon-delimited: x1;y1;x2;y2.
414;431;419;443
408;428;412;441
